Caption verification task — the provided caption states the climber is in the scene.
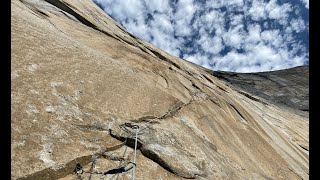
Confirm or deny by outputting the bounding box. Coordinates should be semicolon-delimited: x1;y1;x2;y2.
73;163;84;175
103;162;136;175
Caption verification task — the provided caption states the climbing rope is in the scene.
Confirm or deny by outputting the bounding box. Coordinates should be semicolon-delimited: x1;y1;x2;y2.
131;125;139;180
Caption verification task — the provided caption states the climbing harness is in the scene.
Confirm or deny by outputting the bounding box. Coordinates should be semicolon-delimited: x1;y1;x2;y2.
73;123;140;179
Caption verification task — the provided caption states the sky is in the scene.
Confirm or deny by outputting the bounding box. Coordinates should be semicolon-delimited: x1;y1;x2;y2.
93;0;309;72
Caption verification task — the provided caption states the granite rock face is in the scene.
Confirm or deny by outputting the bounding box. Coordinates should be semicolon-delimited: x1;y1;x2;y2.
208;66;309;115
12;0;308;179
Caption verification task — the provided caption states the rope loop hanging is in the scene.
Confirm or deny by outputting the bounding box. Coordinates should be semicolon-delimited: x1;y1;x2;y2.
73;122;140;179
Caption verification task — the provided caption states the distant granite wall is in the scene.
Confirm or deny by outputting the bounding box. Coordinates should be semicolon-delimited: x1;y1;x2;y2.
208;66;309;113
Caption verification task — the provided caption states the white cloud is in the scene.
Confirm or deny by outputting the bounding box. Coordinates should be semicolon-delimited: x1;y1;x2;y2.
230;14;244;27
151;13;174;34
175;0;196;22
98;0;145;21
94;0;309;72
197;34;224;55
204;10;219;23
248;0;267;21
213;43;286;72
204;0;224;9
223;25;244;49
123;19;151;41
227;0;244;7
174;20;193;36
209;36;224;55
300;0;309;9
174;0;197;36
199;10;225;36
183;54;211;69
144;0;170;13
290;17;306;33
245;24;261;45
247;0;292;23
266;1;292;20
260;29;283;48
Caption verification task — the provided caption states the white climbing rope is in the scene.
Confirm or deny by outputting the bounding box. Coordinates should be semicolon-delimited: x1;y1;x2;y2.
131;126;139;180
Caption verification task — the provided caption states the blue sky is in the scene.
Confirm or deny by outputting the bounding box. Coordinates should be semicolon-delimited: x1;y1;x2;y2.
93;0;309;72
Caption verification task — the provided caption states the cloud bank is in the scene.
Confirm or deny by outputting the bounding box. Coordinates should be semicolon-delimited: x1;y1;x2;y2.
94;0;309;72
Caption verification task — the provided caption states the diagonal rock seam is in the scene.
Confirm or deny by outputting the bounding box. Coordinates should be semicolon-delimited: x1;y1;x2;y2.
229;103;248;123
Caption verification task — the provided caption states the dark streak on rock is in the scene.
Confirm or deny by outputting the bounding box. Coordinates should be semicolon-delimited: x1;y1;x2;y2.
130;116;160;124
43;0;121;41
300;109;309;112
185;71;194;77
146;47;182;70
229;103;248;123
202;74;214;84
138;46;152;56
108;129;143;149
192;83;201;90
37;9;49;17
140;147;176;174
72;123;108;132
160;101;188;120
209;98;221;108
217;85;227;92
237;91;267;105
19;0;49;19
298;144;309;151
